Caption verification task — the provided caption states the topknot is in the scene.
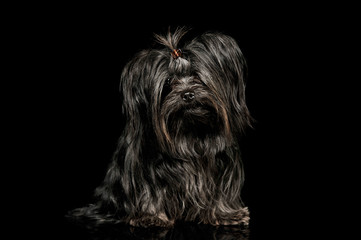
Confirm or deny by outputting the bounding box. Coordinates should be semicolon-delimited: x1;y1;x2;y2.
154;26;189;57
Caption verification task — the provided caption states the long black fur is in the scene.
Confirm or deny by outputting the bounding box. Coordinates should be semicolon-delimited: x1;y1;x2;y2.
69;27;252;228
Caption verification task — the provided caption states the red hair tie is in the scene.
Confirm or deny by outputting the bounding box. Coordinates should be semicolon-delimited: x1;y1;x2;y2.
171;49;182;59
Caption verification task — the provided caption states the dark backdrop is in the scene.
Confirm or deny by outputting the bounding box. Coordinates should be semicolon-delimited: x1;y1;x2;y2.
20;3;345;240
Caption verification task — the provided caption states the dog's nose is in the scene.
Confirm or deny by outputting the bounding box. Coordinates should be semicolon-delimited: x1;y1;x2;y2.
182;91;195;102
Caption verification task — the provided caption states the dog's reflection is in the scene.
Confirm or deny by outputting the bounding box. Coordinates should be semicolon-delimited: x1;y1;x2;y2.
69;220;249;240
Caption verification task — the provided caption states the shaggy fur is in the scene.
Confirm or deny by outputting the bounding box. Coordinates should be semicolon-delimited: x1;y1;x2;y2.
69;27;252;228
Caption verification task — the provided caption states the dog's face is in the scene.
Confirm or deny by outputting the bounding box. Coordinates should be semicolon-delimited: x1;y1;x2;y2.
161;75;221;135
120;31;251;159
159;73;231;159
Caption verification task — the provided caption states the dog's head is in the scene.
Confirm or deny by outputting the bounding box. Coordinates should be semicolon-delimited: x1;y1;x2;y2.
120;28;251;159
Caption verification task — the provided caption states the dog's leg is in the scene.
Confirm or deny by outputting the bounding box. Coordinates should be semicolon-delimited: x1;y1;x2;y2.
127;193;176;228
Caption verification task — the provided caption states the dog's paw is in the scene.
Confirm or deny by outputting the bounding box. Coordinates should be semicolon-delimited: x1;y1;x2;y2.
214;207;250;226
129;213;174;228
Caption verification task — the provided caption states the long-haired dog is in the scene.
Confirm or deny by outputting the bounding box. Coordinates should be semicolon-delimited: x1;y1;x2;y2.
69;28;252;228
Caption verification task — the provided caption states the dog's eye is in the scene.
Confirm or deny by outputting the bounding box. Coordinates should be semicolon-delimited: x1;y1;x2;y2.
193;79;206;86
165;78;171;86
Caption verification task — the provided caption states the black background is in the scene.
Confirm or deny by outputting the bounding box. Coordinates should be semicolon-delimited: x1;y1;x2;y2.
12;3;352;240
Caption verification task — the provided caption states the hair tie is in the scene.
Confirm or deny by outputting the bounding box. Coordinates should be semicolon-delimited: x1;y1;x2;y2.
171;49;182;59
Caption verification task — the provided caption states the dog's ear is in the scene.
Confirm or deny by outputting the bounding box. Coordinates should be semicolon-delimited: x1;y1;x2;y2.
188;33;253;132
90;51;153;216
116;48;170;201
119;49;170;120
119;50;149;122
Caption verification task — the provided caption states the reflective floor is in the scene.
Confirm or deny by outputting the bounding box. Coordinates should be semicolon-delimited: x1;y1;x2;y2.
62;218;250;240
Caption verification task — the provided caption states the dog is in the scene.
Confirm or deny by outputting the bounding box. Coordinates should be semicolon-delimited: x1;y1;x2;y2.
69;27;252;228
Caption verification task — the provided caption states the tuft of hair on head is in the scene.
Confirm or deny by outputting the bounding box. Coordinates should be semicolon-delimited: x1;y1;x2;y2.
154;26;189;51
154;27;191;74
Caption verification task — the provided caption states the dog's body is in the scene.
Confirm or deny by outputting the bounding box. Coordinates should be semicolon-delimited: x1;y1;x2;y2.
70;28;252;228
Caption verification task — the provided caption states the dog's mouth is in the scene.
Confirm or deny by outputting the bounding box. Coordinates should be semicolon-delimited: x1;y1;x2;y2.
166;104;221;137
158;103;231;158
182;105;215;124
